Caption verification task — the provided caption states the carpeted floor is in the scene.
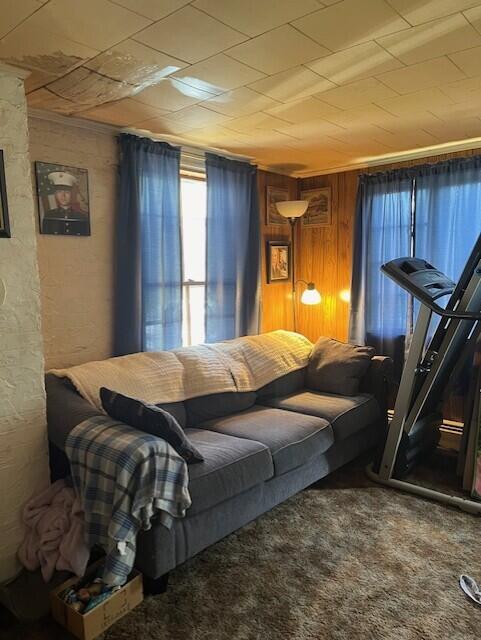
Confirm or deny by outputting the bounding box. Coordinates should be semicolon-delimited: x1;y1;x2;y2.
2;459;480;640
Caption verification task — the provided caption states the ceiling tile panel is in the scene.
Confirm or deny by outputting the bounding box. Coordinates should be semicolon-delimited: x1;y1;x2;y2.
109;0;191;21
0;0;41;39
465;6;481;34
79;98;168;126
378;14;481;65
224;112;292;133
275;118;347;140
438;76;481;103
133;78;216;111
133;6;247;64
265;97;340;123
377;88;455;115
387;0;481;25
27;88;80;114
163;104;232;127
202;87;278;117
132;116;195;136
192;0;320;37
85;40;186;86
324;104;401;130
248;67;335;103
172;54;265;95
46;68;136;108
225;25;330;75
449;44;481;77
316;78;398;109
306;41;403;85
292;0;410;51
376;56;465;94
24;0;151;51
422;116;481;141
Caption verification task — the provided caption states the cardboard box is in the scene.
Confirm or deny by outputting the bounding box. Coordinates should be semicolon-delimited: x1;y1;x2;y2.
50;562;143;640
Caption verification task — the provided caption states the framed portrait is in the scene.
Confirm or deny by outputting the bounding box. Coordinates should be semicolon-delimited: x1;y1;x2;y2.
0;150;11;238
267;241;291;283
300;187;332;227
35;161;90;236
266;186;289;225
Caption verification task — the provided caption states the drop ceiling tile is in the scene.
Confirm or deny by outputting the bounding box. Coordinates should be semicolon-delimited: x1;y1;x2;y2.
0;0;40;39
225;25;330;75
79;98;168;126
316;78;398;109
377;88;455;115
85;40;186;87
224;112;291;133
387;0;481;25
449;45;481;78
26;88;79;114
109;0;191;21
376;57;465;94
0;21;98;75
133;78;216;111
133;6;247;64
23;0;151;52
422;116;481;141
324;104;401;130
133;116;194;136
275;118;347;140
172;54;265;95
186;126;251;145
203;87;278;117
430;99;481;121
265;97;340;123
292;0;409;51
192;0;320;37
378;14;481;65
46;68;138;107
248;67;335;103
24;69;58;93
306;41;403;85
370;128;440;149
438;76;481;103
164;104;232;127
465;6;481;34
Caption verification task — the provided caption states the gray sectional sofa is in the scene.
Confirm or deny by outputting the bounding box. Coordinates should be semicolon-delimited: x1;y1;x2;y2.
46;354;392;585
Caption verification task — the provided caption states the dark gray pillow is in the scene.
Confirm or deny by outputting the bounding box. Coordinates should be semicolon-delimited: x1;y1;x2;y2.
306;337;375;396
185;391;257;427
100;387;204;464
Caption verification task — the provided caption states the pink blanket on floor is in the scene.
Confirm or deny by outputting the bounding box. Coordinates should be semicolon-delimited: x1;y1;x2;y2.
18;479;89;582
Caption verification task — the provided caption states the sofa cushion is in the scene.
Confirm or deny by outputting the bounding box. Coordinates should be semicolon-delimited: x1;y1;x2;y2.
199;406;333;476
259;391;380;442
256;368;306;400
100;388;204;464
184;428;274;515
156;401;187;429
307;337;375;396
185;391;257;427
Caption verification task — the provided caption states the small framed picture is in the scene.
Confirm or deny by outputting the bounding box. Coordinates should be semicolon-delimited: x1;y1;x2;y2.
267;241;290;283
35;161;90;236
300;187;332;227
266;186;289;225
0;150;11;238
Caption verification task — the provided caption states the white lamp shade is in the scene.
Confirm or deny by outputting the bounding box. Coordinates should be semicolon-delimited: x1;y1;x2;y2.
275;200;309;218
301;283;321;305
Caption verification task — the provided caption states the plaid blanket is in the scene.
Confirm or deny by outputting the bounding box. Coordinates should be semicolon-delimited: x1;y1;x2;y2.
65;415;191;586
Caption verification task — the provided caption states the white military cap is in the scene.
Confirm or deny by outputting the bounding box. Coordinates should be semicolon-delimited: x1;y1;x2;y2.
48;171;77;188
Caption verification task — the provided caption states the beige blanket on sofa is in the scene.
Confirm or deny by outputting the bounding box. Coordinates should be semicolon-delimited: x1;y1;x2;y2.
50;331;313;411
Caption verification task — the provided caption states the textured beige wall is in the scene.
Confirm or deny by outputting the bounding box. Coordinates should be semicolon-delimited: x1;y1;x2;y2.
0;72;50;582
29;117;118;369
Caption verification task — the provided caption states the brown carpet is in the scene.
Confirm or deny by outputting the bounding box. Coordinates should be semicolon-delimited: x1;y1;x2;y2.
2;460;480;640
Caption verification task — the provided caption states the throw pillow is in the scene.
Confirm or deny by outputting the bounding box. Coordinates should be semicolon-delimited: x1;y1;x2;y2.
100;387;204;464
306;337;375;396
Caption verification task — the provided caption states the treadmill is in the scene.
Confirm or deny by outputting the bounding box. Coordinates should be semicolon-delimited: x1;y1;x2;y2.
367;233;481;514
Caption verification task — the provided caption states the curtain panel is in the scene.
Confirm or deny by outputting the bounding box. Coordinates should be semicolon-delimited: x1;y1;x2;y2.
349;155;481;377
114;134;182;355
205;153;261;343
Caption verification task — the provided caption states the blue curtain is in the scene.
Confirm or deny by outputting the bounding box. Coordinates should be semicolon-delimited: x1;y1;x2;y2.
349;171;413;377
205;153;260;343
114;134;181;355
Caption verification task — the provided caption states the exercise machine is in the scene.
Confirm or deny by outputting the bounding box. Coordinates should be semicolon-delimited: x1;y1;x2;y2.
367;233;481;514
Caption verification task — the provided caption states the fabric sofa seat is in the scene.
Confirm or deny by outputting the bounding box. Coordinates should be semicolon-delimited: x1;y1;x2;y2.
258;391;380;442
184;428;274;515
199;406;333;476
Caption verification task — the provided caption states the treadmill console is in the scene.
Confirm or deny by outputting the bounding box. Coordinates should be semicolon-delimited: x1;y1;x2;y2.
381;257;455;306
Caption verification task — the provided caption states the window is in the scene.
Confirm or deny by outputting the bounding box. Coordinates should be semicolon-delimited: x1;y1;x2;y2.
180;175;206;346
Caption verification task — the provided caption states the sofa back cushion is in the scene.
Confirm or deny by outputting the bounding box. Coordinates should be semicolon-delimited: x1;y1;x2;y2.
307;337;374;396
100;387;204;464
156;401;187;429
185;391;257;427
256;368;306;400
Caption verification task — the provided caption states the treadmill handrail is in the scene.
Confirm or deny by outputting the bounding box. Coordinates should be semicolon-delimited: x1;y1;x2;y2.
426;302;481;320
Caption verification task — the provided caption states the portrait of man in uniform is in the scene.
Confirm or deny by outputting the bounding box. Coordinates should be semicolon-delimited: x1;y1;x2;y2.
35;162;90;236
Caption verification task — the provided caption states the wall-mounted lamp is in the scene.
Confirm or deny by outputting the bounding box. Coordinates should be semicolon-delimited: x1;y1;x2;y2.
276;200;320;330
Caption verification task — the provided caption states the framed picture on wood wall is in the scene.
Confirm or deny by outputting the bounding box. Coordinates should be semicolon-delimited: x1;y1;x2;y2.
300;187;332;227
0;150;11;238
267;241;291;283
266;186;289;225
35;161;91;236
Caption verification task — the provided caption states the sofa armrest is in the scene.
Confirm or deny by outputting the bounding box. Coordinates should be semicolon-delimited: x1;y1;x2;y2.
361;356;394;418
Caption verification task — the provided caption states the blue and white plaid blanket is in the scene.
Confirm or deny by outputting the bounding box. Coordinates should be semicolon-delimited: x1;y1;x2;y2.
65;415;191;586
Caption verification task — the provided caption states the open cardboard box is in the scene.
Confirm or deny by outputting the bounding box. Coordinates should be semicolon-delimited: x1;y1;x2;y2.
50;560;143;640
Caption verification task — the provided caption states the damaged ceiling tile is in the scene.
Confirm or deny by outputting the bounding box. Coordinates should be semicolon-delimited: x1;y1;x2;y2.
46;67;137;108
78;98;170;127
26;88;81;115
